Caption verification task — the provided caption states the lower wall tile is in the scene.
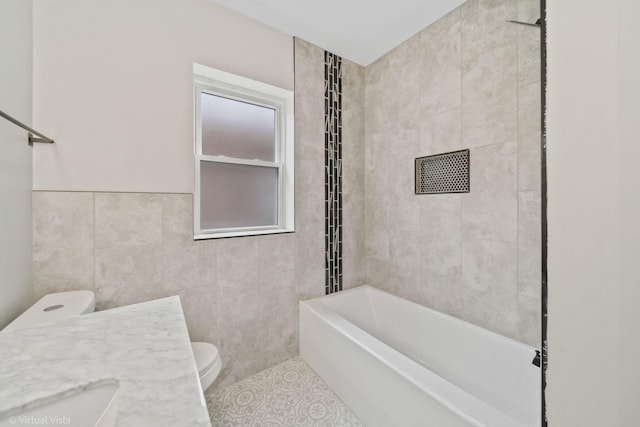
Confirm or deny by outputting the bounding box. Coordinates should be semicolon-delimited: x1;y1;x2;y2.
517;293;541;348
388;231;422;303
294;230;324;301
462;239;519;339
518;191;542;298
32;191;322;390
94;193;163;249
95;245;163;309
162;194;194;244
33;247;95;301
179;288;218;345
261;268;298;355
365;256;390;291
462;192;518;242
518;130;542;191
423;267;465;319
160;241;215;294
32;191;94;250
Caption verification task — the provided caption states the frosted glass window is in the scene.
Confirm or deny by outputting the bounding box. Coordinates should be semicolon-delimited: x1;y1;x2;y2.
201;93;276;162
200;161;278;229
193;63;294;239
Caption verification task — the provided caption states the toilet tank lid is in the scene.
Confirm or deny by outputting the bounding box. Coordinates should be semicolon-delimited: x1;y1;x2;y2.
2;290;96;333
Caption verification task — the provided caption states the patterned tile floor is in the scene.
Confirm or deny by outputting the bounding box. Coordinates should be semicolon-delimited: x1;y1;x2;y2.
205;357;364;426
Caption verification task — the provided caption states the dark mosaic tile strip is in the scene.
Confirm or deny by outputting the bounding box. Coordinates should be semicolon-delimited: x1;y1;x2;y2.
324;51;343;295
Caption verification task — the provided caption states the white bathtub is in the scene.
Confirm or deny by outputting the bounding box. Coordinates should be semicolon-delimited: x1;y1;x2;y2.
299;285;540;427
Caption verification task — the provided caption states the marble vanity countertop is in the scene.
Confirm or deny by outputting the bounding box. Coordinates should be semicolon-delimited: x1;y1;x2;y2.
0;296;211;426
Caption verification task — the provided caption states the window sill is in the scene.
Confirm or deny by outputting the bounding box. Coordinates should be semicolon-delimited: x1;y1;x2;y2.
194;227;294;240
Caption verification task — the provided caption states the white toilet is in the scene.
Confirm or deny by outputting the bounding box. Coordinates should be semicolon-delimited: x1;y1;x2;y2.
2;290;96;333
2;291;222;391
191;341;222;392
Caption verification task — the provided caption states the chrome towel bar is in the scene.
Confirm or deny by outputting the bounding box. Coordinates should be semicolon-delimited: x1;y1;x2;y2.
0;109;54;145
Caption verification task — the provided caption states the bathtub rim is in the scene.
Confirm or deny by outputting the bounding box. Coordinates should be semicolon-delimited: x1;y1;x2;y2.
303;285;540;354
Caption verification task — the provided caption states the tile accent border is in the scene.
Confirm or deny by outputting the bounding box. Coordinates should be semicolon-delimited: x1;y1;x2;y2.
324;51;343;294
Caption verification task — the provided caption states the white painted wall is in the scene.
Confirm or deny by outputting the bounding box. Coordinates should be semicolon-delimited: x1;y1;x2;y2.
0;0;33;328
32;0;294;193
617;0;640;423
547;0;640;424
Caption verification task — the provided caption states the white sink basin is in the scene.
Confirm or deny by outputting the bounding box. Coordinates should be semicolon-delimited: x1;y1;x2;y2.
0;380;119;427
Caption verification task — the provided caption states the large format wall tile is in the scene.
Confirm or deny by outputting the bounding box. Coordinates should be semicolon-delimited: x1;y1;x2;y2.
420;108;463;156
364;55;393;136
470;141;518;194
33;247;95;300
460;0;517;68
293;38;324;162
180;287;218;345
258;233;295;278
518;82;542;191
420;195;463;278
462;44;518;148
95;193;162;248
463;142;518;241
33;192;94;250
32;192;95;299
365;256;390;291
389;128;421;195
160;241;215;293
462;192;518;241
385;35;421;133
424;267;465;320
388;230;422;303
294;230;324;301
518;82;541;137
365;0;541;347
32;190;315;389
294;155;324;234
516;0;541;86
95;245;163;309
517;292;541;348
342;59;366;289
364;133;392;199
260;268;297;364
215;238;299;388
292;38;326;303
364;199;389;260
420;195;465;315
162;193;193;244
462;239;519;338
518;191;541;298
294;40;324;238
420;8;462;118
217;238;260;297
215;238;263;387
519;130;541;192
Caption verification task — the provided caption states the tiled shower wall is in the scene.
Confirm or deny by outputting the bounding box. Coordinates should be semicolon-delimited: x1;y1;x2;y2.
364;0;541;346
31;39;365;388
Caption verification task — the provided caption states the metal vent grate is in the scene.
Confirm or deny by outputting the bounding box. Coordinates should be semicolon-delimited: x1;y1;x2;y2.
415;149;470;194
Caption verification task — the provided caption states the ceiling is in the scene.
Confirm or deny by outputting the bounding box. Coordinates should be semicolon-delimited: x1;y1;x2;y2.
210;0;466;66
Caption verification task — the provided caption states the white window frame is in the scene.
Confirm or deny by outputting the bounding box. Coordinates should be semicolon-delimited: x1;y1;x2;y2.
193;63;294;239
